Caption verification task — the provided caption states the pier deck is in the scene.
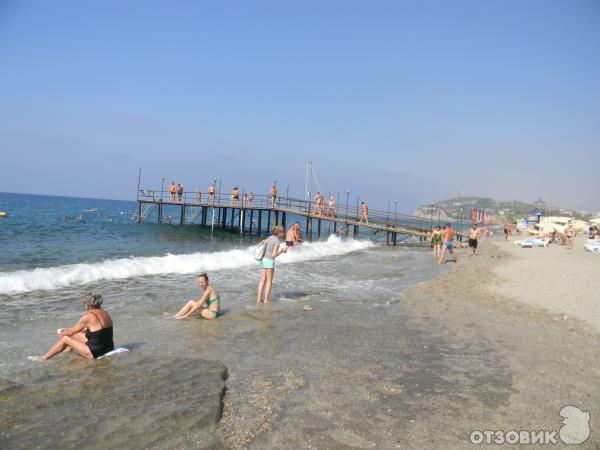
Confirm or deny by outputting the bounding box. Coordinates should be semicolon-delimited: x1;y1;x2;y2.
135;190;465;245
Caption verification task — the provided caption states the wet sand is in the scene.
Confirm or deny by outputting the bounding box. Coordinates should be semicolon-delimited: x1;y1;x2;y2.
216;241;600;448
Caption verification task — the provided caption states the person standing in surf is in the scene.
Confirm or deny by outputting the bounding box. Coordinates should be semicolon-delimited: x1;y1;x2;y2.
175;273;221;320
30;293;114;361
257;226;287;304
438;223;458;264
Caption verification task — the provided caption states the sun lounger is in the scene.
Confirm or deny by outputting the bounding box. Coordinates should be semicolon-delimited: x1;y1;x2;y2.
515;238;550;248
584;240;600;253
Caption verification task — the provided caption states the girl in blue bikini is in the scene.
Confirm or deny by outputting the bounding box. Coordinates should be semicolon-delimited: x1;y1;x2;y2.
175;273;221;320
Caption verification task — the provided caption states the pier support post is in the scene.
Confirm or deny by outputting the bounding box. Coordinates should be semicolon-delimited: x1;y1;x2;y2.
353;225;358;238
222;208;227;228
274;211;279;227
249;210;254;235
267;211;271;232
333;220;337;234
158;201;163;224
239;208;244;235
282;212;286;233
317;219;322;240
137;201;142;224
180;204;185;225
258;210;262;235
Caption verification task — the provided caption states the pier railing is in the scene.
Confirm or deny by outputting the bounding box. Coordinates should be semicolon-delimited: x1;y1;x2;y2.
137;188;455;233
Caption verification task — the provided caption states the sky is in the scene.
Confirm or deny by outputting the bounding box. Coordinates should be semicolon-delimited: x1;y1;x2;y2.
1;0;599;212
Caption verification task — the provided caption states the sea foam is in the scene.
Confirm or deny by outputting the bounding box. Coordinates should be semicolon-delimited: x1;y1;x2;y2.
0;236;374;294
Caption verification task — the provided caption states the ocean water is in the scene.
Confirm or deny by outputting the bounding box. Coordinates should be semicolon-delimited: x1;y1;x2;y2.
0;192;447;448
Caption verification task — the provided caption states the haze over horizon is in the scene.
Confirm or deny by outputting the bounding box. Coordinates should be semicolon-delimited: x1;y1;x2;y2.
1;1;598;212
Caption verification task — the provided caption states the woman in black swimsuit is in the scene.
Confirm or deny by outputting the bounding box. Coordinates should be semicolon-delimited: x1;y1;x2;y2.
33;293;114;361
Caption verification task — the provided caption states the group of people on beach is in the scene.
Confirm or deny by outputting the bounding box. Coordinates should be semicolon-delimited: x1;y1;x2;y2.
31;222;298;361
430;222;481;264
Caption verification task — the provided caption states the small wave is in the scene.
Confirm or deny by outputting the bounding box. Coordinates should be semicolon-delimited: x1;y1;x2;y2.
0;236;374;294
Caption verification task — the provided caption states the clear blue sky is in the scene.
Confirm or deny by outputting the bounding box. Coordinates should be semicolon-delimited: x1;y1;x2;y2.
1;0;599;212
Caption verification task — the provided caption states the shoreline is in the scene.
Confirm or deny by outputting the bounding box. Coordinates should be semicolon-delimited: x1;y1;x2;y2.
398;239;599;447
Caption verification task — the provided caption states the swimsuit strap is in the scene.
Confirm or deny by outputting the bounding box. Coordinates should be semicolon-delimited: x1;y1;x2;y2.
89;310;104;329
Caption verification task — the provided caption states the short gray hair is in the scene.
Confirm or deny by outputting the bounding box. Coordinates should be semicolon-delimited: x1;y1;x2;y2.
84;292;103;309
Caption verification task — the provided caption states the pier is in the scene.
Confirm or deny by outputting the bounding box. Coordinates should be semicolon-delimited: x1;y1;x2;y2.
135;189;465;245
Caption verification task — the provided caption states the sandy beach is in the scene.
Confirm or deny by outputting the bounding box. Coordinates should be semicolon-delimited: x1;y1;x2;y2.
398;238;600;448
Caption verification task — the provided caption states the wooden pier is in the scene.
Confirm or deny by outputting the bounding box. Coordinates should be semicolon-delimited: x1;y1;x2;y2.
135;189;464;245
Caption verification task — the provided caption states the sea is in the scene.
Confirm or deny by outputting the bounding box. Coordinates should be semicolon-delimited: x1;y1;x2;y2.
0;192;445;448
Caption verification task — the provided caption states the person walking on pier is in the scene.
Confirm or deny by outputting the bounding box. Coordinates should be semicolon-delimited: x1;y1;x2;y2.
248;192;254;206
257;226;287;304
231;187;239;206
174;273;221;320
327;196;336;217
177;184;184;203
285;224;296;247
270;184;278;208
242;192;248;208
208;183;216;206
169;181;177;202
438;223;458;264
359;202;369;225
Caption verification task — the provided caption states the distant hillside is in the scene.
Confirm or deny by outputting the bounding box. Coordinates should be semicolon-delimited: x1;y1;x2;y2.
414;197;590;223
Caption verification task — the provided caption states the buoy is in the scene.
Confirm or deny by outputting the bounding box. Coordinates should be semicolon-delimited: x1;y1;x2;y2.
303;305;313;312
0;211;7;217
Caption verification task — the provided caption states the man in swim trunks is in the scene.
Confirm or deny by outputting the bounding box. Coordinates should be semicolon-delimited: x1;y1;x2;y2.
208;183;216;206
169;181;177;202
468;223;480;256
438;223;458;264
285;224;296;247
271;184;278;208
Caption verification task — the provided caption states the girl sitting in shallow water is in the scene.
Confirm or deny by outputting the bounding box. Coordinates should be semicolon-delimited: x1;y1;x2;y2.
175;273;220;320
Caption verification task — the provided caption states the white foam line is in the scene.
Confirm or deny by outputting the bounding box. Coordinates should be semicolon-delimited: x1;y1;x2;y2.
0;236;375;294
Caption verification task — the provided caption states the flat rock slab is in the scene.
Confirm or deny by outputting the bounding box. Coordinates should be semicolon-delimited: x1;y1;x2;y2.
0;355;226;449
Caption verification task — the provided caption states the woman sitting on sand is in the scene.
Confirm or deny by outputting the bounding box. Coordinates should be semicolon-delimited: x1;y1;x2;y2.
175;273;220;320
30;293;114;361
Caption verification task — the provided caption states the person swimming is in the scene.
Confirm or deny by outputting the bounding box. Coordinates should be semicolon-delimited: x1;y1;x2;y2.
174;273;221;320
30;293;114;361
